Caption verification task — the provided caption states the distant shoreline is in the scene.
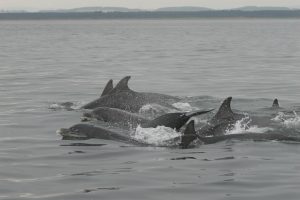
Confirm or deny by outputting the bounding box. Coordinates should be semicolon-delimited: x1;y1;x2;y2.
1;10;300;20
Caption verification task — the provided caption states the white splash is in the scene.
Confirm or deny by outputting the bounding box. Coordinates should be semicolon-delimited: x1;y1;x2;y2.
172;102;195;112
271;112;286;123
225;115;273;135
139;104;177;117
131;125;180;146
49;103;62;110
272;111;300;129
49;102;81;110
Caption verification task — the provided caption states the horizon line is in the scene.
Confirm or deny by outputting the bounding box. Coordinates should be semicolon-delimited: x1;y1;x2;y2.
1;5;300;12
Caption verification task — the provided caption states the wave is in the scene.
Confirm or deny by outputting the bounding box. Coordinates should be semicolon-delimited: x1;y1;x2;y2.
272;111;300;130
139;103;178;118
131;125;180;146
49;101;82;111
172;102;197;112
225;114;273;135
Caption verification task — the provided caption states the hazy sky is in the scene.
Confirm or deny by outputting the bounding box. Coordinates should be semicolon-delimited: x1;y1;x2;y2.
0;0;299;11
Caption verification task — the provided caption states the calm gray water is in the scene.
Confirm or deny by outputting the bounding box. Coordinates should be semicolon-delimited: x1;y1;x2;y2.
1;19;300;199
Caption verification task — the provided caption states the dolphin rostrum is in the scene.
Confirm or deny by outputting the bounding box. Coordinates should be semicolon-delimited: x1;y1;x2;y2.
58;124;148;145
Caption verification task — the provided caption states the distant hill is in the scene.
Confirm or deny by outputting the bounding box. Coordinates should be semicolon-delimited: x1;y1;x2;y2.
2;10;300;20
233;6;291;11
156;7;212;12
37;6;299;13
41;7;143;13
47;6;213;13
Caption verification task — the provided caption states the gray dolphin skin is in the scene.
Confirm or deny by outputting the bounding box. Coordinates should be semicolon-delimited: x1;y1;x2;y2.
100;79;113;97
197;97;244;136
83;107;213;130
59;124;147;145
180;120;300;148
141;109;214;130
82;107;149;127
272;98;280;108
82;76;180;112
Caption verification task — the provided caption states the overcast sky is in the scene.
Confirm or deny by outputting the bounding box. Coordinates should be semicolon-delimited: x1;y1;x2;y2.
0;0;299;11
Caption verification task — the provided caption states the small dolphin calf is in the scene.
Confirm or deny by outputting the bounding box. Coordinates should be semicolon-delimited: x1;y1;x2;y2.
82;76;180;112
180;120;300;148
83;107;213;130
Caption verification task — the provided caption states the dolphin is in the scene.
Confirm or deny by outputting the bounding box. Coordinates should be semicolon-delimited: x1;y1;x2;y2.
180;120;300;148
82;76;180;112
272;98;280;108
58;124;185;147
83;107;213;130
141;109;214;131
196;97;244;136
100;79;113;97
58;124;147;145
82;107;149;127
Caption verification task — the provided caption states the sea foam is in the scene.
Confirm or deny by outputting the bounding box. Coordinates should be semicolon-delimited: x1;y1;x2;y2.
225;114;273;135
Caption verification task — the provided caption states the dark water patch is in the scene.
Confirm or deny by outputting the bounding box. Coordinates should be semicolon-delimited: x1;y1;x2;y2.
71;171;104;177
223;178;235;182
261;158;273;160
68;150;86;154
171;157;196;160
122;161;136;164
171;151;206;154
220;172;235;176
61;143;106;147
215;156;235;161
173;181;197;185
70;167;134;177
83;187;120;193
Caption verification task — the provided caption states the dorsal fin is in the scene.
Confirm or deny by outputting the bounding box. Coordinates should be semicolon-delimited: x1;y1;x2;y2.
100;79;113;97
212;97;234;120
180;120;197;148
272;98;279;108
108;76;131;94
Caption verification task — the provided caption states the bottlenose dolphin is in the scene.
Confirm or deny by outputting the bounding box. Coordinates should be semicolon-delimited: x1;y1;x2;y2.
59;124;185;147
100;79;113;97
58;124;147;145
141;109;214;130
197;97;244;136
83;107;213;130
272;98;280;108
82;107;149;127
82;76;180;112
180;120;300;148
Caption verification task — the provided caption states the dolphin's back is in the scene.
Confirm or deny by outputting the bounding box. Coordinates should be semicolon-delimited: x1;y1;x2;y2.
90;107;150;126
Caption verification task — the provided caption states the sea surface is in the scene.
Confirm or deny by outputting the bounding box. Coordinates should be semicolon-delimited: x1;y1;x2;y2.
1;19;300;199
